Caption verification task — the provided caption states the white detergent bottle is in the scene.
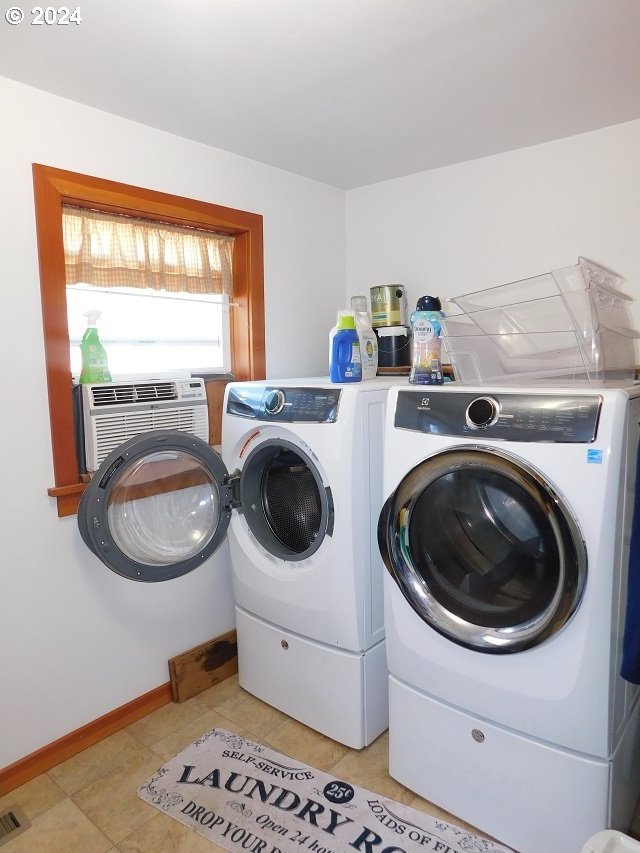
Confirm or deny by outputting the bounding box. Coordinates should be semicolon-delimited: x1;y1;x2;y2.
350;295;378;380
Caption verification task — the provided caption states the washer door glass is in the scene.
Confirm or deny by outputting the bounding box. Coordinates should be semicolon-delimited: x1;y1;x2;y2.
379;448;586;652
239;438;334;561
78;431;231;581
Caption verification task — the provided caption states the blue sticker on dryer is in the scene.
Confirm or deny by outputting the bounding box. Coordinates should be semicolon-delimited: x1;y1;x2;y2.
587;449;603;464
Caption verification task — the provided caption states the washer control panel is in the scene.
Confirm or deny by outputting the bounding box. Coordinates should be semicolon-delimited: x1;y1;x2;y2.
395;390;602;443
226;386;341;423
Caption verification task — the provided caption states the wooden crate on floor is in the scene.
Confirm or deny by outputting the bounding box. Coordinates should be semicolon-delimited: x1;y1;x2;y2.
168;630;238;703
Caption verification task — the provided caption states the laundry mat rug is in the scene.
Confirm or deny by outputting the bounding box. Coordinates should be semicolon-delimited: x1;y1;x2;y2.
138;728;513;853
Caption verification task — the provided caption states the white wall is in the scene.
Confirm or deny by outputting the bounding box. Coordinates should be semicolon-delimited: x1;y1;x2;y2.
3;72;639;771
346;121;640;338
0;76;345;767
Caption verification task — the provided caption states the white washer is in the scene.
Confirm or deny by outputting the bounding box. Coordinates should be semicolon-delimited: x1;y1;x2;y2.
378;383;640;853
222;376;401;749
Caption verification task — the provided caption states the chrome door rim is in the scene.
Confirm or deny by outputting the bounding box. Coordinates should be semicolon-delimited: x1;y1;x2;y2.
379;445;587;652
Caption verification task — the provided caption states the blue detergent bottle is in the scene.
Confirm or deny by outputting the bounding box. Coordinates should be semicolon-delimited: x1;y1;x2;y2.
330;311;362;383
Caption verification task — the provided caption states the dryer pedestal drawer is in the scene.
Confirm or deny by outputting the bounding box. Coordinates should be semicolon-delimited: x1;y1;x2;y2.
235;606;388;749
388;675;610;853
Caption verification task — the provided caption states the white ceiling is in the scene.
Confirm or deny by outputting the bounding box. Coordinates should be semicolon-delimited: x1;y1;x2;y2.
1;0;639;189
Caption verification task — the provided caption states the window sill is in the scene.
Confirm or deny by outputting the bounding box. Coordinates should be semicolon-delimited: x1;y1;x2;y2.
48;482;86;517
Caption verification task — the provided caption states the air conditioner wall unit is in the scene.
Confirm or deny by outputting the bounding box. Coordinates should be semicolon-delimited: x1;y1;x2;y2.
78;378;210;473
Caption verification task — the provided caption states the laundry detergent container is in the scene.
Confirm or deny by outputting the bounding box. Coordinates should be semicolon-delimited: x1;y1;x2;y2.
442;258;639;385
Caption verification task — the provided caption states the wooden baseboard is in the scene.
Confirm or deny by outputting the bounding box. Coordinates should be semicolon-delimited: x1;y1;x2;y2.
0;682;172;796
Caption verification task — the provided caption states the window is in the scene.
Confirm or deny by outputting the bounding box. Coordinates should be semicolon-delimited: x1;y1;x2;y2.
33;165;265;516
66;286;231;379
63;206;235;379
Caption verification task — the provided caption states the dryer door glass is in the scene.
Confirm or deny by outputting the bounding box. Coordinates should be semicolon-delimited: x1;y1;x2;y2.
239;439;334;561
379;448;586;652
107;451;219;565
78;431;231;581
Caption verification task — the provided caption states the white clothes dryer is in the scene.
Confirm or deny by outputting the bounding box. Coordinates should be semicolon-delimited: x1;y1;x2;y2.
78;377;399;749
221;377;400;748
378;383;640;853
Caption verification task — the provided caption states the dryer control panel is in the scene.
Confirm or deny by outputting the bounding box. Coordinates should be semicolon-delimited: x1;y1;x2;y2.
226;386;341;423
395;390;602;442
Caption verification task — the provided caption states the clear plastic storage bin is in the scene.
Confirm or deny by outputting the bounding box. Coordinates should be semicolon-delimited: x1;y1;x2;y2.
580;829;640;852
442;258;638;385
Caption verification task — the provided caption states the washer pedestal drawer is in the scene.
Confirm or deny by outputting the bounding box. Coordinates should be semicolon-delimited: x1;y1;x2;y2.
388;675;610;853
235;606;388;749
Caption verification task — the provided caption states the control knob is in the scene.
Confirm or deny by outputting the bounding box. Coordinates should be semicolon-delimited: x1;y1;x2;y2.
466;396;499;429
264;389;286;415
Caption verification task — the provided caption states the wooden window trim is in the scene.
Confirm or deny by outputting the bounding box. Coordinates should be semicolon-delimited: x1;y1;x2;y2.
32;164;265;517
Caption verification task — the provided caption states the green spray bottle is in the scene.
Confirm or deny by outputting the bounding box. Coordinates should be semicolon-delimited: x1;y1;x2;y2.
79;310;112;383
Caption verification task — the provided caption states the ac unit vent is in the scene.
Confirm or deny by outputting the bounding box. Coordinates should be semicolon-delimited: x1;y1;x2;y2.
93;409;208;466
80;378;209;472
91;381;178;407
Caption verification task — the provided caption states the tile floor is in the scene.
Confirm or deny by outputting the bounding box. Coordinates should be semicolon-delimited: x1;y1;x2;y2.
1;675;497;852
2;675;640;852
